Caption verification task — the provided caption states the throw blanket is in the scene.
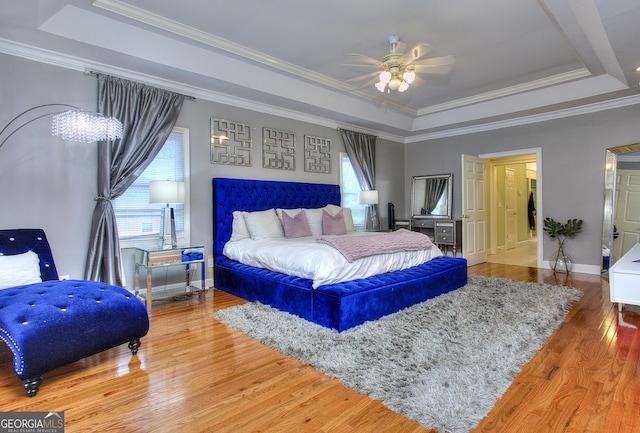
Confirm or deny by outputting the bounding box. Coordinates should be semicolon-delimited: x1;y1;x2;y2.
317;228;434;262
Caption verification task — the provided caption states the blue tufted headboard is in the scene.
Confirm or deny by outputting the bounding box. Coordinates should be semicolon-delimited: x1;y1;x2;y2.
212;178;341;257
0;229;59;281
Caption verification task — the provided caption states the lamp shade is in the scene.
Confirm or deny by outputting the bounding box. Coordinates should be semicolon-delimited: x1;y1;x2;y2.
51;110;123;143
359;190;379;205
149;181;185;204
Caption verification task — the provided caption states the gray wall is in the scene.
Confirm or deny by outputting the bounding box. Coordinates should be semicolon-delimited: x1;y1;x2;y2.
405;105;640;269
0;54;99;281
4;51;640;281
0;53;404;288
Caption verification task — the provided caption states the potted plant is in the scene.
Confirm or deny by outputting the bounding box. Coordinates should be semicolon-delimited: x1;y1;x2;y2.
543;217;583;273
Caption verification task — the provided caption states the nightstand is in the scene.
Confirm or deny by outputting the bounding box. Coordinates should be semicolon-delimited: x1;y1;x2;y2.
134;245;206;312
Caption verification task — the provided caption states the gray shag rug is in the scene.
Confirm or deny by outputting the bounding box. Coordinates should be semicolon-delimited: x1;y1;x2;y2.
213;275;583;433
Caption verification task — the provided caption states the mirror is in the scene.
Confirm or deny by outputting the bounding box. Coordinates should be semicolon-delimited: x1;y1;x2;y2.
602;143;640;272
411;173;452;219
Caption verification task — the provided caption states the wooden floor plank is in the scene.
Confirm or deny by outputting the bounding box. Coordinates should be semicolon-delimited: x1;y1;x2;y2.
0;263;638;432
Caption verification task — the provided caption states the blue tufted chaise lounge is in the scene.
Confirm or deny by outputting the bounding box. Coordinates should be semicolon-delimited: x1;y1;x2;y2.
0;229;149;397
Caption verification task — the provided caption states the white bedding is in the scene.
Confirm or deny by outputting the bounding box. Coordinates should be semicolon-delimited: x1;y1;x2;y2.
223;231;443;289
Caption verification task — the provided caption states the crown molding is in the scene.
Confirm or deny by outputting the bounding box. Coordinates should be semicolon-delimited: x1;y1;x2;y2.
406;92;640;142
0;38;87;73
1;37;637;145
416;69;592;115
0;37;404;143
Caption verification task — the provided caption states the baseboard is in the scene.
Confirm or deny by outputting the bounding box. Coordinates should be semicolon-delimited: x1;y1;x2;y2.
542;260;601;275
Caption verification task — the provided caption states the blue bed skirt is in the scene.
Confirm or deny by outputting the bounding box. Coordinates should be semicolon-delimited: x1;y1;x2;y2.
215;255;467;331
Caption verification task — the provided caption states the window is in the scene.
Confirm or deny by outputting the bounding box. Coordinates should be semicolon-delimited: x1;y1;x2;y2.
339;152;366;227
113;128;190;246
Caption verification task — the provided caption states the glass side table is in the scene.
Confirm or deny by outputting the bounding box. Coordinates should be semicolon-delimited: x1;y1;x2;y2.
134;245;206;312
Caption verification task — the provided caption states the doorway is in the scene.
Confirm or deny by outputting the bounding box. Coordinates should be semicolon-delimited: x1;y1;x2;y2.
478;149;541;267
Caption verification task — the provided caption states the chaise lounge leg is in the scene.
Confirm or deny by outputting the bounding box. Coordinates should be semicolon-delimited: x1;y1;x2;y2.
128;338;141;355
23;376;43;397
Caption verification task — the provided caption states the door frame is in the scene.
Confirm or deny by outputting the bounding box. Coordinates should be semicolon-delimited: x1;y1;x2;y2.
505;167;518;250
479;147;543;267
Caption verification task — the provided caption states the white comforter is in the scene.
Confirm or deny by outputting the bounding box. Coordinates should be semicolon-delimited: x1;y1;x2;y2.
223;231;443;289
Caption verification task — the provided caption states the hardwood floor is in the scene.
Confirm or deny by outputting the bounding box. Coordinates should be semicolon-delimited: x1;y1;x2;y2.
487;239;538;267
0;264;638;432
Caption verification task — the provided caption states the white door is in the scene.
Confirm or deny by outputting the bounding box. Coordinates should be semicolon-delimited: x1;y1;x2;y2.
505;167;517;250
461;154;487;265
613;169;640;262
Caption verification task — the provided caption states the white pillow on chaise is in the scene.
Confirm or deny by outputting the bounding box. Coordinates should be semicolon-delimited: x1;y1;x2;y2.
0;250;42;290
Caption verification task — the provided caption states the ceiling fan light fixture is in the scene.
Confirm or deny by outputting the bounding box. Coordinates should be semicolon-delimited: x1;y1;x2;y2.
403;70;416;84
349;35;454;95
388;77;402;91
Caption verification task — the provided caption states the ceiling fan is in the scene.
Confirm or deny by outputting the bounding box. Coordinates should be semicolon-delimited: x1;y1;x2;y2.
344;35;454;93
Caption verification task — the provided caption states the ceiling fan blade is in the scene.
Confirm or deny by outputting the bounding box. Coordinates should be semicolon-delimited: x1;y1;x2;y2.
394;41;407;54
345;71;379;83
400;43;433;64
408;74;426;86
341;63;381;69
412;55;455;67
345;74;380;90
358;76;380;89
349;53;383;66
412;64;452;75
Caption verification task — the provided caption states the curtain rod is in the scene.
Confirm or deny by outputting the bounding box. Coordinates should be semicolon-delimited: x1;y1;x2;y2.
85;69;196;101
336;127;379;139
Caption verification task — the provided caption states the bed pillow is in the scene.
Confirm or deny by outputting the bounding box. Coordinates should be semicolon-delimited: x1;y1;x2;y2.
276;208;302;225
282;210;313;238
230;211;250;242
322;209;347;235
0;251;42;290
244;209;284;240
325;204;355;232
304;207;325;236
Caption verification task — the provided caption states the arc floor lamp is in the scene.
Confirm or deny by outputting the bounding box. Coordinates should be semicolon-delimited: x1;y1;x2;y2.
0;103;123;150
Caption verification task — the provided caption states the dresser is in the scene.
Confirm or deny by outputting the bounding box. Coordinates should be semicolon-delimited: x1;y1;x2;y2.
411;218;462;255
609;242;640;312
410;218;435;239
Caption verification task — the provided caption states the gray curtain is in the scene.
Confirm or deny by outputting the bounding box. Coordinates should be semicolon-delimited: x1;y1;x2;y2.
339;129;378;229
85;75;185;285
424;178;448;214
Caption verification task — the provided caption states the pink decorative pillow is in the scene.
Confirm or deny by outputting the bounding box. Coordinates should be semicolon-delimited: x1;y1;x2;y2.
322;209;347;235
282;210;312;238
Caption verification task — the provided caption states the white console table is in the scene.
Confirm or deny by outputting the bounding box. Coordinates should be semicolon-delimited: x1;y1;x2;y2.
609;242;640;318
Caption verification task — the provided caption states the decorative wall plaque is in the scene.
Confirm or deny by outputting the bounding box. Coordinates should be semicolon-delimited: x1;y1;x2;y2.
210;118;252;166
304;135;332;173
262;127;295;170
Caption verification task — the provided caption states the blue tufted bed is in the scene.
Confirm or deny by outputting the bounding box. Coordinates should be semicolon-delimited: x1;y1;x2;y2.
212;177;468;331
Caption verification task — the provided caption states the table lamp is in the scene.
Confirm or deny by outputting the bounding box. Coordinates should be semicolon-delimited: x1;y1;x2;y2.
359;190;379;231
149;180;185;249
